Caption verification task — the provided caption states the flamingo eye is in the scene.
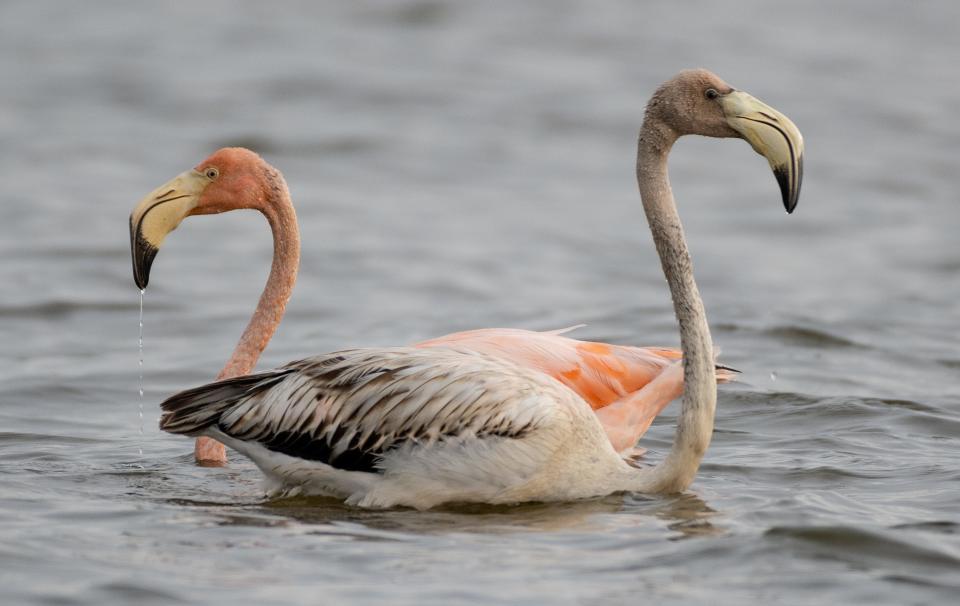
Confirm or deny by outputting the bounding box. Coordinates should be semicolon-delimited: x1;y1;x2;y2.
705;88;719;100
204;167;219;180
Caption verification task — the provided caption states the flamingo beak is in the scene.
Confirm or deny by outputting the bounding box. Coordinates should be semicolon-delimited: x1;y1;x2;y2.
721;91;804;213
129;170;208;289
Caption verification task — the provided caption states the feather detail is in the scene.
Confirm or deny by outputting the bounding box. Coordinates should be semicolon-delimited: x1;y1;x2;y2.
541;324;587;336
159;347;570;475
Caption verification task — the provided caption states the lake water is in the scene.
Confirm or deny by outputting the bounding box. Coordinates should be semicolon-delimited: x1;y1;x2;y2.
1;1;958;604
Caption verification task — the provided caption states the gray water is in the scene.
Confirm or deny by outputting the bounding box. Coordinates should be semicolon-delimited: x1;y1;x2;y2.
1;1;959;604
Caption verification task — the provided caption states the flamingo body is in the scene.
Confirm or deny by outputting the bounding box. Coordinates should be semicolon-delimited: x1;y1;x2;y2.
160;347;632;509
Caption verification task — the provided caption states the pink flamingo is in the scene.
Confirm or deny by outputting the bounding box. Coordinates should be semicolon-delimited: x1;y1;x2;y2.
131;69;802;506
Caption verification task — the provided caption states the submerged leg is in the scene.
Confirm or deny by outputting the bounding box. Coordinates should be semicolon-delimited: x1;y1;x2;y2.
195;436;227;466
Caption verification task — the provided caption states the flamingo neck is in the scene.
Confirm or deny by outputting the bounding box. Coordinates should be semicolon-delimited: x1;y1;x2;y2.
216;170;300;380
631;116;717;492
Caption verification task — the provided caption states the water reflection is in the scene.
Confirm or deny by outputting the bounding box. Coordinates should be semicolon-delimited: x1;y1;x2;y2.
123;452;725;539
261;495;629;535
616;492;722;540
159;490;725;541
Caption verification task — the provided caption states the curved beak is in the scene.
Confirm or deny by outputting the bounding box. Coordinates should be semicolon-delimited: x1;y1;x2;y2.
721;91;804;213
129;170;207;289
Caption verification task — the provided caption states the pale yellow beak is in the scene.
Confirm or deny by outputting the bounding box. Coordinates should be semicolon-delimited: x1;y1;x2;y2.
129;170;208;289
721;91;804;213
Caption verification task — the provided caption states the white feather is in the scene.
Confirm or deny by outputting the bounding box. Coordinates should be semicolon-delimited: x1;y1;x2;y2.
160;347;646;509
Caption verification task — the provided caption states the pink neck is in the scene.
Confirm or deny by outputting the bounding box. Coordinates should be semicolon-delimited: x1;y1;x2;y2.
215;176;300;380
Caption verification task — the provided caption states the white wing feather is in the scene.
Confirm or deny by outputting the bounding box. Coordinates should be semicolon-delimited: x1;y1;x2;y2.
159;347;606;507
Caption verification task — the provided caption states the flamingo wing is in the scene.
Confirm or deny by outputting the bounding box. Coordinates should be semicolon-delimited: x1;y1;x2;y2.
158;347;591;506
415;327;739;453
415;327;683;410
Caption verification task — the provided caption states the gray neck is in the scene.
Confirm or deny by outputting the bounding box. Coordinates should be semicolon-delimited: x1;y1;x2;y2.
631;117;717;492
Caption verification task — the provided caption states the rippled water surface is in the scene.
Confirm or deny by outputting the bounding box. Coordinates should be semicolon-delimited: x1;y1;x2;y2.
2;1;959;604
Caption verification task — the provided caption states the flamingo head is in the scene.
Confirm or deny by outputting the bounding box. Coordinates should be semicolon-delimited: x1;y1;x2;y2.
129;147;277;289
648;69;804;213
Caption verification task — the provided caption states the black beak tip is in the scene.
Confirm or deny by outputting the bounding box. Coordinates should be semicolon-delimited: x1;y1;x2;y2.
784;195;797;214
133;265;150;291
130;219;157;291
773;165;800;215
132;242;157;291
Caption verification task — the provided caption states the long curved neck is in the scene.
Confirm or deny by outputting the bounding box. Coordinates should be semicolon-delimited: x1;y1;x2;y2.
216;173;300;380
633;117;717;492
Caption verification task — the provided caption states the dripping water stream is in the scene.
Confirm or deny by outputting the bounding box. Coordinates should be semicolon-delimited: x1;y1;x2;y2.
138;289;144;459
